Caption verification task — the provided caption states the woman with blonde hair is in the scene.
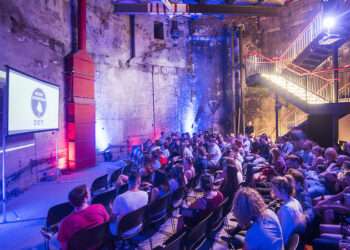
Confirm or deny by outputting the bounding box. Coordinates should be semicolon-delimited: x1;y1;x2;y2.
232;187;284;250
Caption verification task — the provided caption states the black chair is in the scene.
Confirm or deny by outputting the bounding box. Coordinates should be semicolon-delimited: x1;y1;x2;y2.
154;230;186;250
184;213;212;250
145;193;171;248
67;222;114;250
91;174;108;196
208;198;227;235
222;196;234;229
41;202;74;249
91;189;117;212
168;187;185;232
286;233;300;250
115;205;147;249
109;168;123;187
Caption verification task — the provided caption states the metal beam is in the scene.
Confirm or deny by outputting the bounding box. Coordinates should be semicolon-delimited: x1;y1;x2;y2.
114;3;280;16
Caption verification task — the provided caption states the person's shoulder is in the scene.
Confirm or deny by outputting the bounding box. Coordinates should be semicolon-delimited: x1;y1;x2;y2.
89;203;107;211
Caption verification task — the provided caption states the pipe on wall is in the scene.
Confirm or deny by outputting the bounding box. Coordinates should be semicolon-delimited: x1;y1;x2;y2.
78;0;87;51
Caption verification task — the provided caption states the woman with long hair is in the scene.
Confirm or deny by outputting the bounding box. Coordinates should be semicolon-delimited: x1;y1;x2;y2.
233;187;284;250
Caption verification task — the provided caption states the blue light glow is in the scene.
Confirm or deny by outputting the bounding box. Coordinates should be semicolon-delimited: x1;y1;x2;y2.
96;120;109;151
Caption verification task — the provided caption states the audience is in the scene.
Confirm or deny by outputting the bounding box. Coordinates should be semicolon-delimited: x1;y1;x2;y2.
51;128;350;250
57;185;110;250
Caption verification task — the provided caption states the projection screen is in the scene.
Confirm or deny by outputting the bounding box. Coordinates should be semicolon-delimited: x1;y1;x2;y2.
7;68;59;136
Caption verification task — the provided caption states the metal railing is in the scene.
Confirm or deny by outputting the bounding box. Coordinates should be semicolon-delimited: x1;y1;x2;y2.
246;54;350;104
280;11;324;66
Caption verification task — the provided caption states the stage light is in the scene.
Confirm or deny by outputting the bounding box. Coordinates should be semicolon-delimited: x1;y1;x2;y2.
323;16;336;30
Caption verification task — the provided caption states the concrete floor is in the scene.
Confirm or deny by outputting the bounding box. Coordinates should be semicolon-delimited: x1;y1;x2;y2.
0;162;234;250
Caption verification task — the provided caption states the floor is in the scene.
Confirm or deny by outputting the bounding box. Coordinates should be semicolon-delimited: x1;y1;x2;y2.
0;161;234;250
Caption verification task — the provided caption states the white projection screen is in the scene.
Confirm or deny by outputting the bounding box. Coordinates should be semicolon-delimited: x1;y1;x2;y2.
7;68;60;136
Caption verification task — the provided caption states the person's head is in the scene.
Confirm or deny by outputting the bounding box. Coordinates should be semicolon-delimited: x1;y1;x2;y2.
285;154;302;169
247;121;253;126
287;168;305;191
344;142;350;154
271;175;295;200
233;187;267;227
302;140;313;152
128;171;141;190
200;174;214;193
153;171;169;189
170;166;185;186
270;147;281;160
68;184;90;209
325;147;337;163
312;145;324;157
340;171;350;188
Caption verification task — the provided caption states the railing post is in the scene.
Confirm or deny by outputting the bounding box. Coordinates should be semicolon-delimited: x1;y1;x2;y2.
305;75;308;103
333;47;339;103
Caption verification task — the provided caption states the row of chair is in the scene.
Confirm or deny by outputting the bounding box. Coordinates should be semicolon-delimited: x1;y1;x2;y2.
67;194;232;250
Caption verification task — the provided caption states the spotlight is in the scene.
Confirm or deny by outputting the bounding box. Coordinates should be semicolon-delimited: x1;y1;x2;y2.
323;16;336;30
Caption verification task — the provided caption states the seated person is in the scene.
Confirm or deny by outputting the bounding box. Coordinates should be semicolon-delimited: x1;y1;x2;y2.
231;187;284;250
168;166;186;192
208;137;222;168
149;170;170;203
110;171;148;236
271;175;306;246
287;168;314;223
57;185;110;250
183;174;224;226
314;172;350;224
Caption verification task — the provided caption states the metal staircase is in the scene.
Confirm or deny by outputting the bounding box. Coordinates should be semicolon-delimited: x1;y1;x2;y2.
246;7;350;107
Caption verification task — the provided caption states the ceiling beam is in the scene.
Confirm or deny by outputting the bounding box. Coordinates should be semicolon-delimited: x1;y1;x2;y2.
113;3;280;16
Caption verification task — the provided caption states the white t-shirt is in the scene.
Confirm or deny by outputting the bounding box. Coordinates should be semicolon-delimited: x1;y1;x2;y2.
110;190;148;235
209;143;222;165
245;209;284;250
278;197;305;245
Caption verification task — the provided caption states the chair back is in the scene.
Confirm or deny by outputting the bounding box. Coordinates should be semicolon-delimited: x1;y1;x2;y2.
146;193;170;225
171;186;185;209
91;189;117;210
91;174;108;196
286;233;300;250
118;205;146;236
67;222;111;250
162;231;186;250
46;202;74;227
208;198;227;232
109;168;123;187
222;196;234;218
185;213;212;250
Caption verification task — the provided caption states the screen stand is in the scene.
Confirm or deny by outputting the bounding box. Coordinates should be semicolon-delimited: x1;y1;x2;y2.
55;131;61;182
1;98;7;224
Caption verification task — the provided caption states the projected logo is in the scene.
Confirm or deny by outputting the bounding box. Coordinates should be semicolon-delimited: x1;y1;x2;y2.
31;88;47;118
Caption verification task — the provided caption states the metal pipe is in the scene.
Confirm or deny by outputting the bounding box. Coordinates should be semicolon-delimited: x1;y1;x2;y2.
129;15;135;60
275;94;280;140
151;66;156;137
78;0;87;50
333;47;339;103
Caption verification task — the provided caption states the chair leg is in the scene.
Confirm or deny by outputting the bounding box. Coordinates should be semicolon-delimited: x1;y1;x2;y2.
171;217;176;233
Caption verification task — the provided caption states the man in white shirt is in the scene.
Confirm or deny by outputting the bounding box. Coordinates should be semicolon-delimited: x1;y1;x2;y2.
208;138;222;168
110;171;149;236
